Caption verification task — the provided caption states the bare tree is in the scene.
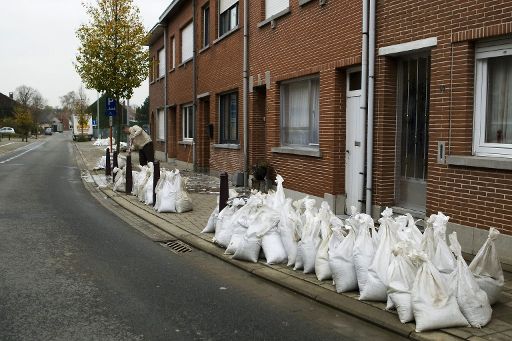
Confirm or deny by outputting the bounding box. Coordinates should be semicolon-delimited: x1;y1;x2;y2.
14;85;47;138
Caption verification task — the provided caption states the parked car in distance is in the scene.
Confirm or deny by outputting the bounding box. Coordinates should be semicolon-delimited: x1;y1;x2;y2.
0;127;15;134
44;127;53;135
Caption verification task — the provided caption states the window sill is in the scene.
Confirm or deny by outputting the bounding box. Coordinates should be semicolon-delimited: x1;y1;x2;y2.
156;139;165;143
178;58;193;68
213;26;240;44
271;146;321;157
199;45;210;54
446;155;512;170
257;8;291;28
214;143;240;150
178;140;193;145
168;68;175;73
299;0;314;6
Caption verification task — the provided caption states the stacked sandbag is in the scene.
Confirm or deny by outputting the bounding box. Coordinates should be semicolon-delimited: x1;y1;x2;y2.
174;170;193;213
412;252;470;332
469;227;504;305
352;213;377;293
360;207;398;301
449;232;492;328
329;225;357;292
112;166;126;192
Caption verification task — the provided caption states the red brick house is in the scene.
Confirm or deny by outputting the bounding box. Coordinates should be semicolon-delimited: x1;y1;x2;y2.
374;0;512;263
149;1;512;263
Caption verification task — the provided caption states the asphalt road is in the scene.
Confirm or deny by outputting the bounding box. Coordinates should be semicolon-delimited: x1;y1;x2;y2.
0;133;405;341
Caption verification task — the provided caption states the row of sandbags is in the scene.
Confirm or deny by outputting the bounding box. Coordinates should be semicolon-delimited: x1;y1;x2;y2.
112;162;193;213
202;175;504;332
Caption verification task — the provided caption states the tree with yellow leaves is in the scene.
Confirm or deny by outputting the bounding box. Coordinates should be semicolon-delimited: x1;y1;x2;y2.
14;107;33;142
75;0;149;151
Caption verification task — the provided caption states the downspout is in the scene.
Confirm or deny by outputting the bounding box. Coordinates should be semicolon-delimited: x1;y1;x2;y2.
365;0;376;215
192;0;197;171
243;0;249;187
164;24;168;161
361;0;369;212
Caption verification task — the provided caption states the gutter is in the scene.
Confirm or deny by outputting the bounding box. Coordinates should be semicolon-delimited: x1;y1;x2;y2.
164;24;168;161
365;0;376;216
243;0;249;187
192;0;197;171
361;0;369;213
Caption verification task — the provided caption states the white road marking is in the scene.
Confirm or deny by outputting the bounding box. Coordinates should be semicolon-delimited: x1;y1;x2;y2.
0;142;16;148
0;142;46;164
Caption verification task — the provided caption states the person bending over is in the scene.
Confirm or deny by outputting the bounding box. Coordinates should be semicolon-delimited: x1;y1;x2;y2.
127;125;154;166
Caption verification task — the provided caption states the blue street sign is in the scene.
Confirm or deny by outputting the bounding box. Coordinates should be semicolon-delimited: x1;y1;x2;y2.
106;98;117;117
92;119;97;126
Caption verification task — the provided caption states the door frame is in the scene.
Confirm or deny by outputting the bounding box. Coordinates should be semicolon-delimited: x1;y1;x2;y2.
394;53;430;212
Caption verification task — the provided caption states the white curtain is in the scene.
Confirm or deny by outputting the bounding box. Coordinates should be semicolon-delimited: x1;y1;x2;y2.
181;22;193;62
265;0;289;19
282;78;319;146
158;109;165;140
158;48;165;77
486;56;512;144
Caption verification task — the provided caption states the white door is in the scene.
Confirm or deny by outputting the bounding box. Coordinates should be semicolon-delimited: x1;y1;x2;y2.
345;69;364;214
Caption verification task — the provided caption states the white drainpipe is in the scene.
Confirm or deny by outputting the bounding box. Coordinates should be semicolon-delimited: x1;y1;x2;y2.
365;0;376;215
243;0;249;187
360;0;369;213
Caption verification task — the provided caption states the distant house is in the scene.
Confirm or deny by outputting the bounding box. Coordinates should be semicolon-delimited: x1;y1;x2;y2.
0;92;17;119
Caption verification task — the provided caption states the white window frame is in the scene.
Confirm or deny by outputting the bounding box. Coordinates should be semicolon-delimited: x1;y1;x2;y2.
280;75;320;148
218;0;238;37
474;39;512;158
158;48;165;78
181;22;193;63
265;0;289;20
157;108;165;140
182;104;194;141
171;36;176;69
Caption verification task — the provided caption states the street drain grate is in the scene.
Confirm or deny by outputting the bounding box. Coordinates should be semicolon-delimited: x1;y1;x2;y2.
158;240;193;254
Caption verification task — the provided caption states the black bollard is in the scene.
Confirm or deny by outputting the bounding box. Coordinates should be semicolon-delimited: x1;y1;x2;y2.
152;161;160;206
112;150;118;183
105;148;111;176
125;154;132;194
219;172;229;212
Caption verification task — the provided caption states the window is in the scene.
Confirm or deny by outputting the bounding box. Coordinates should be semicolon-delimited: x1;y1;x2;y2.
219;0;238;36
182;105;194;140
157;108;165;140
202;5;210;47
474;39;512;157
181;22;193;63
219;92;238;143
265;0;289;19
158;48;165;78
171;36;176;69
280;77;319;147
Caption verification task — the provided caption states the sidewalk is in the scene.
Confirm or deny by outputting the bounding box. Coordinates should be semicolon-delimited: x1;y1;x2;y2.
74;141;512;341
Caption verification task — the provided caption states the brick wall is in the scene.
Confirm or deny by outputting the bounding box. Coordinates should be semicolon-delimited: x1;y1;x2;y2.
375;0;512;233
248;0;361;198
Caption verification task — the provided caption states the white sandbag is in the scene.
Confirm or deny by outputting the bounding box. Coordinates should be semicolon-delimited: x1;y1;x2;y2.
225;226;246;255
156;171;178;213
449;232;492;328
396;214;423;247
213;199;244;248
270;174;286;210
387;241;420;323
315;214;333;281
261;227;287;265
360;207;398;301
175;173;193;213
301;240;317;274
232;236;261;263
352;213;376;293
294;241;304;271
279;199;300;267
202;199;219;233
329;227;359;293
233;205;279;263
469;227;504;305
93;155;107;170
431;212;456;275
420;223;435;260
143;174;154;205
112;166;126;192
412;253;469;332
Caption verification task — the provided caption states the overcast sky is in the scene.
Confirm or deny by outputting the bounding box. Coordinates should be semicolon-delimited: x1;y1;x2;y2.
0;0;169;108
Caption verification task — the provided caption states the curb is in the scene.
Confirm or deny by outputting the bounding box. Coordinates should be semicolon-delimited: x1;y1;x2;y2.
74;143;463;341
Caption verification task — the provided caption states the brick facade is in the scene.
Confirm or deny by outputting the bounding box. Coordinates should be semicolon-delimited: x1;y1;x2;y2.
148;1;512;235
375;0;512;234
